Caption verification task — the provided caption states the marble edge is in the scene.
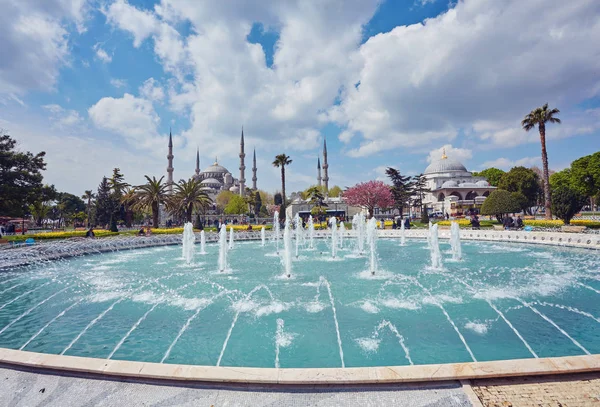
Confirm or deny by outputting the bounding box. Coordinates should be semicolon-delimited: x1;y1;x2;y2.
0;348;598;384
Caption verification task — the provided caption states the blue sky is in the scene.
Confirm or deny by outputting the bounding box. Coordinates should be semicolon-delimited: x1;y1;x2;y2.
1;0;599;196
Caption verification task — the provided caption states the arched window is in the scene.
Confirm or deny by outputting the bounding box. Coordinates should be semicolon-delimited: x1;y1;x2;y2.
450;191;462;200
438;193;445;201
465;191;478;200
482;191;490;197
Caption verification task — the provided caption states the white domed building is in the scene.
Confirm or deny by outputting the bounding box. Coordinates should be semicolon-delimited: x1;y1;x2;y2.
423;150;496;216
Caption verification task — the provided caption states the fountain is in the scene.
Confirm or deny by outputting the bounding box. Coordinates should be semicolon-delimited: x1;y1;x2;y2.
400;217;406;246
293;213;303;258
450;221;462;261
429;223;443;269
366;217;378;275
199;230;207;255
283;217;293;278
273;211;280;254
329;216;338;259
339;221;346;248
352;213;366;254
182;222;195;264
261;226;266;247
218;224;228;272
228;226;234;250
308;215;315;249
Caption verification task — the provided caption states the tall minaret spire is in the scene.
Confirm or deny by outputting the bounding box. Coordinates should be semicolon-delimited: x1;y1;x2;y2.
239;127;246;197
317;157;322;187
167;128;174;193
195;147;200;177
252;148;257;190
322;136;329;192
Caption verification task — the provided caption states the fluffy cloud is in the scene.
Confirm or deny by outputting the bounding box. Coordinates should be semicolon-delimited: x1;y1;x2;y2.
427;145;472;164
110;78;128;89
94;43;112;63
330;0;600;156
139;78;165;102
481;157;541;171
88;93;162;149
43;104;84;129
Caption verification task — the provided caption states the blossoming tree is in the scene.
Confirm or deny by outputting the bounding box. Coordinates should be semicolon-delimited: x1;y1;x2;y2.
344;180;394;218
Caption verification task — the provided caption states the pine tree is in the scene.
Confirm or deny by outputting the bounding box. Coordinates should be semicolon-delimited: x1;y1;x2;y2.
386;167;413;218
94;177;113;227
411;174;431;222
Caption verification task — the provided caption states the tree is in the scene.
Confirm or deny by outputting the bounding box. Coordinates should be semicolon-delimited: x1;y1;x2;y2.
29;185;57;227
300;185;327;200
386;167;412;218
274;192;283;206
570;152;600;210
498;166;542;214
167;178;212;223
254;191;262;215
480;189;522;222
472;168;505;187
306;186;328;214
109;168;128;229
95;177;113;228
224;195;247;214
328;185;343;198
56;192;86;227
81;190;96;227
216;191;235;212
272;154;292;206
0;133;47;217
551;186;587;225
257;190;274;206
550;169;573;190
521;103;561;219
411;174;431;222
344;180;393;218
131;176;168;228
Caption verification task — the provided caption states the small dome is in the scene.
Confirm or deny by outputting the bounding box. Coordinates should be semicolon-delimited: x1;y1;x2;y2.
476;180;490;187
201;161;229;174
229;185;239;192
425;157;467;174
441;180;458;188
460;182;478;188
201;177;221;185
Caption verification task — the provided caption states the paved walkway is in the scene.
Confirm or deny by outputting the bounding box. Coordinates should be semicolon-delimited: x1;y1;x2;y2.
471;372;600;407
0;365;471;407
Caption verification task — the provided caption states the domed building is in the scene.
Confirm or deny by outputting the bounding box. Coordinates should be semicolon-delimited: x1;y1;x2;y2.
423;150;496;216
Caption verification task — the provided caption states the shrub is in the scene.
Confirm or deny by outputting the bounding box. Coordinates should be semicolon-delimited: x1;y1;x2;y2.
551;186;587;225
481;189;521;221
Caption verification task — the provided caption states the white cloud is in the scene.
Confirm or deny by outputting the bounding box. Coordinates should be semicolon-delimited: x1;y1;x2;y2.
481;156;541;171
94;43;112;63
88;93;162;149
139;78;165;102
330;0;600;156
42;104;84;129
110;78;128;88
427;144;472;163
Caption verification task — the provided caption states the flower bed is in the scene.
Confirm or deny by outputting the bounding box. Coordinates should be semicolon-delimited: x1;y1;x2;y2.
524;220;600;229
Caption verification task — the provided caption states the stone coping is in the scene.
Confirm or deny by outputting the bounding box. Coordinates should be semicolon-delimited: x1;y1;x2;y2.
0;348;598;384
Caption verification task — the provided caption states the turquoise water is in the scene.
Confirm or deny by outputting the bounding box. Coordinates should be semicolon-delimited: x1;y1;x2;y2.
0;238;599;368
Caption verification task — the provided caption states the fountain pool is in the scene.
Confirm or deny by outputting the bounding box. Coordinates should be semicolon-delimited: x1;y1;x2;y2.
0;237;599;369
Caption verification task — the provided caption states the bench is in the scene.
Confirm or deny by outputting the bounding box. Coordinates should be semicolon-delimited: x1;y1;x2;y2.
0;239;9;245
561;225;586;233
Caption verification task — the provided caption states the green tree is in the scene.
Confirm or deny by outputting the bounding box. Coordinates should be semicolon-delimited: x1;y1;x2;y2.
216;190;235;212
94;177;114;227
0;133;47;217
549;169;573;189
224;195;248;214
472;168;505;187
498;166;542;214
168;178;212;222
81;190;96;227
132;176;168;228
306;186;328;214
254;191;262;215
29;185;57;227
300;185;327;199
570;152;600;209
521;103;561;219
56;192;86;227
551;186;587;225
328;185;342;198
480;189;522;222
272;154;292;206
274;192;283;206
386;167;413;218
411;174;430;222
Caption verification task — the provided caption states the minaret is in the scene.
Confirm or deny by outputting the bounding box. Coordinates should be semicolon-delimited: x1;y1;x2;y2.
322;137;329;192
252;148;257;190
195;147;200;177
239;127;246;197
166;129;174;193
317;157;322;187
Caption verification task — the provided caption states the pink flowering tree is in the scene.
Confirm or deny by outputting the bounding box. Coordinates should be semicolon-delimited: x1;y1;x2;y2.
344;180;394;218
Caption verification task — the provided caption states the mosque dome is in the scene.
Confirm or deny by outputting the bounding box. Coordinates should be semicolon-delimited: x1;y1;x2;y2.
460;182;478;188
425;158;468;175
201;160;229;175
229;185;239;193
201;178;221;186
476;180;490;187
441;180;458;188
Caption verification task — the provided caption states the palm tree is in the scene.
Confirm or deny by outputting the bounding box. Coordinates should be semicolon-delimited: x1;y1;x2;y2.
81;190;96;227
131;176;168;228
521;103;561;219
167;178;212;223
272;154;292;206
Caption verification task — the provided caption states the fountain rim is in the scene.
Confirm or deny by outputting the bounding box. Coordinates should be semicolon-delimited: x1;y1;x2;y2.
0;347;598;384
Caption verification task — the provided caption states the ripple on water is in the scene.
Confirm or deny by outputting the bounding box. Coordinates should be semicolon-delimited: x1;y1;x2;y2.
465;321;489;335
355;337;380;353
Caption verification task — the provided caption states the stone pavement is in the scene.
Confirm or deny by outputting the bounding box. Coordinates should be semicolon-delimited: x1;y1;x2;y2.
471;372;600;407
0;365;471;407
